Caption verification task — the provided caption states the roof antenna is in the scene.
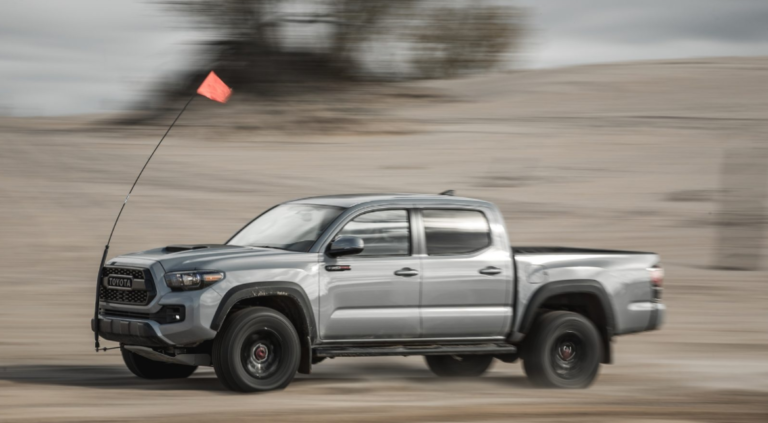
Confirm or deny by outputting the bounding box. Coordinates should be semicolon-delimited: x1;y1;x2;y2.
439;190;455;196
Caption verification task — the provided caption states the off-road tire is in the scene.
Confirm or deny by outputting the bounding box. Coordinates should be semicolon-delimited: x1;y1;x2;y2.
121;348;197;379
522;311;602;389
212;307;301;393
425;355;493;377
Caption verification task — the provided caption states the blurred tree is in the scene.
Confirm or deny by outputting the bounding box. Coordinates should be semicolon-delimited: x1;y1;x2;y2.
164;0;523;88
325;0;418;67
169;0;281;46
411;5;523;78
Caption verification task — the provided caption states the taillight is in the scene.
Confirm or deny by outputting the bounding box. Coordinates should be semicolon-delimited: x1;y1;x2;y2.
649;267;664;287
649;266;664;301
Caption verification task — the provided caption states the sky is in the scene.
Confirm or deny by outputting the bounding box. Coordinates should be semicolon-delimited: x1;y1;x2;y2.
1;0;768;116
516;0;768;68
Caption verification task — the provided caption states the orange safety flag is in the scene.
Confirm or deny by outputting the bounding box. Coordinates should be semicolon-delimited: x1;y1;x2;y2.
197;71;232;103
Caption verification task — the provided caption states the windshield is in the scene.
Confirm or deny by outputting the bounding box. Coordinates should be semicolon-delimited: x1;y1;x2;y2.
227;204;345;252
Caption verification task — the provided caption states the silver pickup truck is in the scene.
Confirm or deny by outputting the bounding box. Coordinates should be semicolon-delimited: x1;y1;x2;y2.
93;193;665;392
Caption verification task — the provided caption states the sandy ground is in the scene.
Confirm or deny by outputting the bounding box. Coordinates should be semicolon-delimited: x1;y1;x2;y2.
1;57;767;422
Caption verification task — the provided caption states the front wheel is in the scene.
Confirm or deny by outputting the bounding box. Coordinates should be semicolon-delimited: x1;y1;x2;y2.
522;311;602;389
121;348;197;379
425;355;493;377
212;307;301;393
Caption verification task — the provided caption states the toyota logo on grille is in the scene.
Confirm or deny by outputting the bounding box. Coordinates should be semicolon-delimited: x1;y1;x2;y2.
107;276;133;289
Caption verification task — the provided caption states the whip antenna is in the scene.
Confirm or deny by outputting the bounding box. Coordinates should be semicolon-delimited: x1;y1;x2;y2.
93;71;232;352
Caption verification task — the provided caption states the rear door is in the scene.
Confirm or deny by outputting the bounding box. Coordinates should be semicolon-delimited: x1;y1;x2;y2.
319;208;421;340
418;208;513;338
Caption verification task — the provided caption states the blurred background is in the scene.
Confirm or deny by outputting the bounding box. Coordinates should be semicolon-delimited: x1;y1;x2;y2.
1;1;767;422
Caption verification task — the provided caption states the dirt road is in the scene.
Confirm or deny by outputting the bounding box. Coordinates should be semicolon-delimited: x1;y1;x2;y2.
1;57;767;422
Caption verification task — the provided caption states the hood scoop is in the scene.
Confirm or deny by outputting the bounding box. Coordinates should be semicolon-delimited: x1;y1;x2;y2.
164;244;228;254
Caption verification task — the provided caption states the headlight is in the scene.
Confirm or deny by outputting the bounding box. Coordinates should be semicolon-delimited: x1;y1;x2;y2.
164;270;225;291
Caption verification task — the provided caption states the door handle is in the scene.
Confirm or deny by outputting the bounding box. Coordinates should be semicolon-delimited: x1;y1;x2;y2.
394;268;419;277
479;266;502;276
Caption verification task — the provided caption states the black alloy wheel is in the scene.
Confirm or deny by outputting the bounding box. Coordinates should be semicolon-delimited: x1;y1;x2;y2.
241;328;283;380
522;311;602;388
213;307;301;392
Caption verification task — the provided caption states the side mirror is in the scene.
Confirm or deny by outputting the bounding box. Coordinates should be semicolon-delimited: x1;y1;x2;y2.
328;236;364;258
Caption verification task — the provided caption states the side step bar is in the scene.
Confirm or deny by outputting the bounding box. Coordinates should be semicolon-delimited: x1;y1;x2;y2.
314;343;517;358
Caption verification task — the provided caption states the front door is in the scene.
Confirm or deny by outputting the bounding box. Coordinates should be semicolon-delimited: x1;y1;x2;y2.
319;209;421;341
418;208;513;338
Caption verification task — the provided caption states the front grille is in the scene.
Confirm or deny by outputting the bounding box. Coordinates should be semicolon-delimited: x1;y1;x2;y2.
99;266;156;305
100;286;149;305
103;266;144;279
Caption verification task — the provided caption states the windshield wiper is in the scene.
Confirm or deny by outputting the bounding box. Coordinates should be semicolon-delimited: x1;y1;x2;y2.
252;245;289;251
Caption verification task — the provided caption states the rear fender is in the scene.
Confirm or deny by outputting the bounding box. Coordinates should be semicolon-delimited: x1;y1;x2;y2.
516;279;615;363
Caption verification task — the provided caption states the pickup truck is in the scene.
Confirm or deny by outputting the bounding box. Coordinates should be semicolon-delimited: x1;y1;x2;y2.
92;193;665;392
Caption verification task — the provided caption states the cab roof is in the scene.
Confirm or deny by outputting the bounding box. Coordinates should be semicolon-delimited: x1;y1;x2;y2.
288;193;491;209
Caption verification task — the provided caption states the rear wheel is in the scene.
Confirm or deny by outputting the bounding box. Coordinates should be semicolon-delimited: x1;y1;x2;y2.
212;307;301;392
425;355;493;377
522;311;602;389
121;348;197;379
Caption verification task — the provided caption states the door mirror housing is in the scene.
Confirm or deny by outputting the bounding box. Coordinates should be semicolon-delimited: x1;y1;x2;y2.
328;236;364;257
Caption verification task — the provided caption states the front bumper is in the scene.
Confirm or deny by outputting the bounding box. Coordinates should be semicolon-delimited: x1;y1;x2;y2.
94;287;220;346
95;259;223;347
92;317;171;347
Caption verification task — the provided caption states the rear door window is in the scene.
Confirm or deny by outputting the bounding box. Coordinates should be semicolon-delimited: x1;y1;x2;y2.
422;209;491;255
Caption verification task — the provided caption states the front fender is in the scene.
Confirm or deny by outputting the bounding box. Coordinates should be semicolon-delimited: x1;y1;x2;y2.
210;281;317;342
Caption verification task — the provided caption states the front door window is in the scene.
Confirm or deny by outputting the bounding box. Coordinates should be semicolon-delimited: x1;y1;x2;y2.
337;209;410;256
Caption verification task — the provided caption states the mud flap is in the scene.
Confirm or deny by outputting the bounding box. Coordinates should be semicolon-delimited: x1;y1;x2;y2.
298;335;312;374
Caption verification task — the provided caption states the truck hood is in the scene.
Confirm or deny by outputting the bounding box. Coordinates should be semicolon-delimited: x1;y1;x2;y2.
113;244;299;273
